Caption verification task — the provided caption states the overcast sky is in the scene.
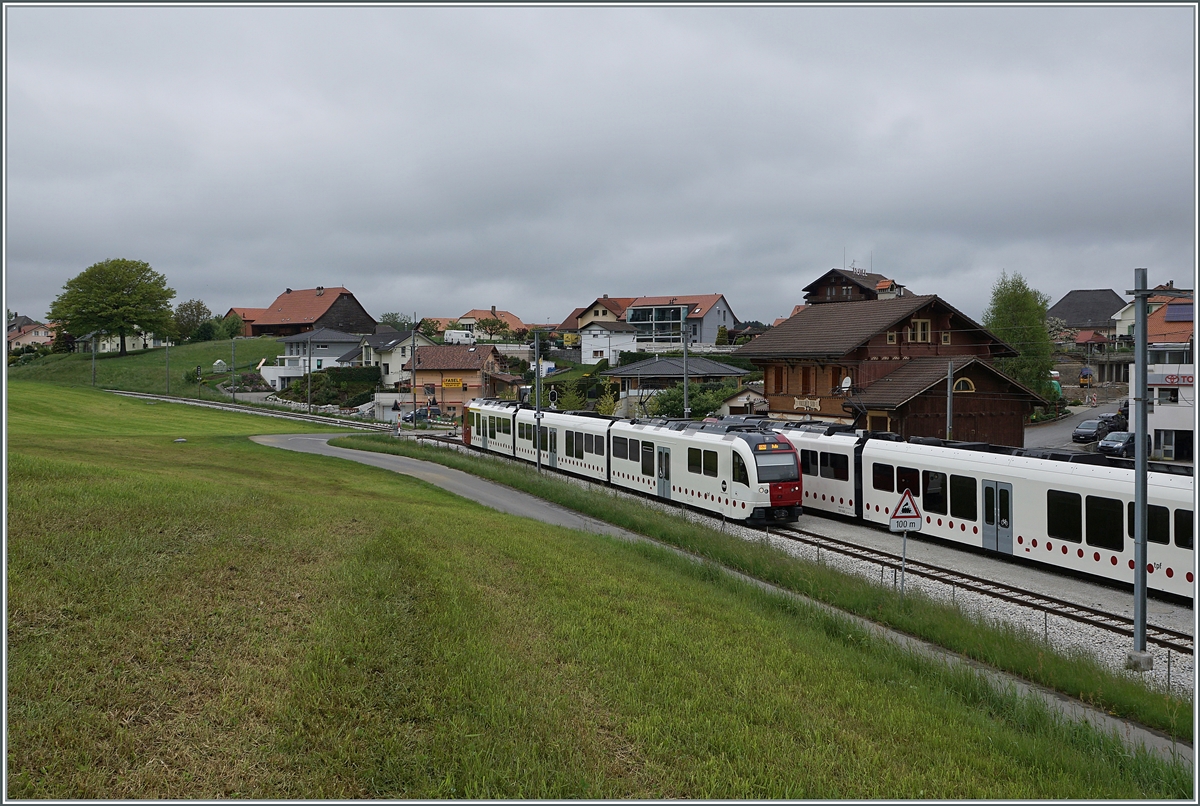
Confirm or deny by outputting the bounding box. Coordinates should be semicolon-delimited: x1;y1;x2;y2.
5;5;1196;329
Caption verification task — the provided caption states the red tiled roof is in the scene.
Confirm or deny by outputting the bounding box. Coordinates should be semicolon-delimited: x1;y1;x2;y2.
226;307;267;321
1075;330;1109;345
556;306;589;331
854;356;1046;409
459;309;526;330
1148;301;1196;343
404;344;502;371
255;287;352;327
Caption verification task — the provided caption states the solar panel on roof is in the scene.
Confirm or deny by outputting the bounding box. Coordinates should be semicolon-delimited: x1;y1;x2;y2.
1164;303;1193;322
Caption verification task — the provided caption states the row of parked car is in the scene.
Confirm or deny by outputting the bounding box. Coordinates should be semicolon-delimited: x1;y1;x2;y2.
1071;404;1142;457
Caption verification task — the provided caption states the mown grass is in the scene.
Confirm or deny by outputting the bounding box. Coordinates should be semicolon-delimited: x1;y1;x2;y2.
6;382;1192;798
7;336;282;397
331;433;1196;744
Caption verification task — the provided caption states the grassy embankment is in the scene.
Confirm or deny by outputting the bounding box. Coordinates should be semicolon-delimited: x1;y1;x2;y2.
6;381;1192;798
7;337;283;398
332;434;1195;744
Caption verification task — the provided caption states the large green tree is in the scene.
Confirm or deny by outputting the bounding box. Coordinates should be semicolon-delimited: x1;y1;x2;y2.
48;259;175;356
379;312;414;331
174;299;212;342
982;271;1054;398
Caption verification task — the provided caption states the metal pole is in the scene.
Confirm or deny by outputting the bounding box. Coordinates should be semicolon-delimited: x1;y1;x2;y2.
231;338;236;403
307;335;312;414
682;304;690;419
900;530;908;595
91;335;96;386
411;315;418;430
165;340;170;395
535;328;543;472
946;361;953;440
1131;268;1150;661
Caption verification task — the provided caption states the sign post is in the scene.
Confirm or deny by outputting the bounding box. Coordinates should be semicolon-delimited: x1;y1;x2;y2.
889;489;922;595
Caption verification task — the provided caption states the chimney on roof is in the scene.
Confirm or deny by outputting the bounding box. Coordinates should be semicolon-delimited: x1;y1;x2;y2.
491;305;496;316
603;294;608;298
1168;280;1174;288
286;288;292;294
316;286;324;296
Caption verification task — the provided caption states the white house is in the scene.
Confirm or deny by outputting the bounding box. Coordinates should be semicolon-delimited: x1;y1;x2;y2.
1130;343;1194;462
259;328;361;390
579;321;637;365
79;330;173;353
346;328;438;389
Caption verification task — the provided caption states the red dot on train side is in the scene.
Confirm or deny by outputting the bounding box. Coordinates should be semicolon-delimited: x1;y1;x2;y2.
884;507;888;514
1061;546;1067;554
848;500;852;506
1077;549;1083;558
741;502;746;509
1147;564;1154;574
1188;572;1195;583
1046;541;1052;550
1166;568;1174;578
973;527;978;535
1017;536;1023;544
1031;539;1038;548
823;495;827;501
949;521;954;529
839;498;844;505
1111;556;1118;566
926;515;931;523
1093;552;1100;562
937;519;942;526
1128;560;1135;570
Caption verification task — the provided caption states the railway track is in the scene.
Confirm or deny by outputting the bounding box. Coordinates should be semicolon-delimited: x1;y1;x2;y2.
776;525;1194;655
108;390;394;431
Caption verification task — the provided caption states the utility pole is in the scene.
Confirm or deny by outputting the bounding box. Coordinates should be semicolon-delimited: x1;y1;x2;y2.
231;338;236;403
534;328;543;472
682;306;690;419
165;339;170;395
91;335;97;386
946;361;954;440
411;312;418;429
306;334;313;414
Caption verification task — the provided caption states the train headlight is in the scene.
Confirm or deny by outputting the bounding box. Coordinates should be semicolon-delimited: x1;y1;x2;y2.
758;485;768;495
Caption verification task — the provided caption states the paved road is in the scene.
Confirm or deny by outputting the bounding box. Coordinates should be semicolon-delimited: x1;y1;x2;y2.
1024;402;1122;450
252;432;1191;767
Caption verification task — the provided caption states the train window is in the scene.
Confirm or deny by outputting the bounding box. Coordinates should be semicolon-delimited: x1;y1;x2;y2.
703;450;718;477
756;452;799;482
613;437;628;459
1085;496;1123;552
538;426;548;451
629;439;640;461
897;467;920;497
1175;509;1193;550
984;486;995;526
1047;490;1082;543
872;463;895;492
641;442;655;476
1126;503;1170;544
574;431;584;460
819;453;849;481
550;429;557;453
502;419;511;435
949;476;976;521
800;450;818;477
488;416;496;439
585;433;594;454
595;437;604;457
732;452;750;485
689;448;702;474
922;472;947;514
565;430;575;456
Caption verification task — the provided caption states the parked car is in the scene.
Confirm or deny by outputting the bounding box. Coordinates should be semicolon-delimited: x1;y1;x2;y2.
402;406;442;422
1117;398;1129;420
1071;419;1110;443
1098;412;1127;431
1048;370;1061;380
1097;431;1138;458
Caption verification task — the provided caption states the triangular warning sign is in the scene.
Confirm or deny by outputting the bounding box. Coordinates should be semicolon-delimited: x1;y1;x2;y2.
892;489;922;520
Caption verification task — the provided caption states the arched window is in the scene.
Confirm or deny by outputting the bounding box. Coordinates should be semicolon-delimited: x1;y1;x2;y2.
953;378;976;393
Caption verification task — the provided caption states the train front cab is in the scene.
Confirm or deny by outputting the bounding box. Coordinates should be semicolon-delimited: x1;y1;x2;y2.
741;433;803;525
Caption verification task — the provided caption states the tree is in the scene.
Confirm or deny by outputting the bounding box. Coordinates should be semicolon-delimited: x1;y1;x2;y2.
558;381;586;411
982;271;1054;398
190;320;219;343
48;259;175;356
221;312;245;340
475;317;507;340
379;312;414;331
595;383;619;416
715;325;729;346
418;318;440;339
174;299;212;341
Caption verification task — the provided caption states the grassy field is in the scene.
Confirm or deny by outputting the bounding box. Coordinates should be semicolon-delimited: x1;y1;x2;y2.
6;381;1192;798
331;434;1196;744
7;337;283;397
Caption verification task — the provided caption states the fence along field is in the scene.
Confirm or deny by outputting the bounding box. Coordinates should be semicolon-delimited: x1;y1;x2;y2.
4;380;1192;799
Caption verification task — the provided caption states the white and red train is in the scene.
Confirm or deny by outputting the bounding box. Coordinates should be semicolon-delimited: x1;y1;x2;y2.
463;400;1195;600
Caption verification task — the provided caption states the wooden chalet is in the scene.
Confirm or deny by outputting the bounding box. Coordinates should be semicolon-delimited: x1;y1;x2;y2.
249;287;376;337
733;294;1046;447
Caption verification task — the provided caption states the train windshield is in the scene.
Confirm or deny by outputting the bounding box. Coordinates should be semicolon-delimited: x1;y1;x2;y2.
755;452;799;482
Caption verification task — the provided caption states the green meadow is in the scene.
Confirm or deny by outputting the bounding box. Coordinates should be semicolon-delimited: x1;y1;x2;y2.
5;381;1192;798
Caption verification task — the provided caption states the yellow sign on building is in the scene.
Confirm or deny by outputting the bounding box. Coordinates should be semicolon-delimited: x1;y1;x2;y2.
442;378;464;388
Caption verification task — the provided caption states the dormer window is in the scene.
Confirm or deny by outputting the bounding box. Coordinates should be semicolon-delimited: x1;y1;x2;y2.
953;378;975;393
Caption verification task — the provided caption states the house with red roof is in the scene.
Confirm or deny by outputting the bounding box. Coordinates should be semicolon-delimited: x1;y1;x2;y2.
247;287;376;337
621;294;738;346
402;344;519;416
223;307;268;337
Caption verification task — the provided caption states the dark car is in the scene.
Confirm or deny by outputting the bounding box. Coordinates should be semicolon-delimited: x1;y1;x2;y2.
1071;419;1110;443
1097;431;1136;457
402;406;442;423
1098;412;1127;432
1117;399;1129;420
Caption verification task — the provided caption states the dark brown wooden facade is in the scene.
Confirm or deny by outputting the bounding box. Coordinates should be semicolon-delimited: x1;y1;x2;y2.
735;294;1044;448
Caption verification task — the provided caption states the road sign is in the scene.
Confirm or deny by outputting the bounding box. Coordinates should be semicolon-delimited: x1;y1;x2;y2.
889;489;922;533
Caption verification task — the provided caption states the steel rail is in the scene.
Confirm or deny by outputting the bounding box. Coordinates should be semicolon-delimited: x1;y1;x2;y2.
107;390;394;431
777;525;1193;655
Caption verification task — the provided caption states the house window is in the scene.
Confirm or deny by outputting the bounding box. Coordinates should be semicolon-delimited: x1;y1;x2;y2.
953;378;975;393
886;331;896;344
826;287;834;298
801;366;814;395
771;366;785;394
382;363;389;375
842;286;851;297
593;350;604;358
1158;388;1179;404
909;320;931;342
315;359;323;369
941;331;951;345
